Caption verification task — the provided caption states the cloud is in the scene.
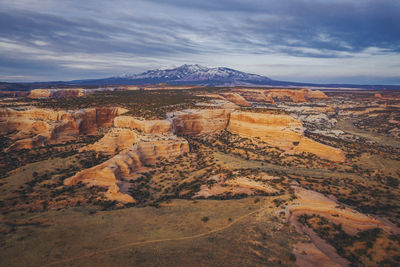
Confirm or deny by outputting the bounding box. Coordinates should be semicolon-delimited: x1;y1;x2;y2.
0;0;399;83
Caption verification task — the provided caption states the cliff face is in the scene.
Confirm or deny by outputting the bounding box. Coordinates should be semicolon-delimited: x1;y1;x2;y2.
227;111;345;162
114;116;171;134
267;89;307;102
220;93;251;107
292;137;345;162
65;136;189;203
263;89;328;103
28;89;52;98
227;111;304;149
170;109;231;135
82;128;136;154
29;88;85;98
0;107;128;150
232;89;275;104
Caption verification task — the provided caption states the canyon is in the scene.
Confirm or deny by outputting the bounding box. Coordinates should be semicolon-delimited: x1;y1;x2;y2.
1;87;399;267
0;106;128;151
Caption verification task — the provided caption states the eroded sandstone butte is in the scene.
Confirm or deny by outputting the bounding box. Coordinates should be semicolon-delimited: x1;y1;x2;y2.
29;88;86;98
220;93;251;107
227;111;345;162
114;116;171;134
264;89;328;103
228;111;303;148
82;128;136;154
303;89;329;99
170;109;231;135
0;107;128;150
65;136;189;203
232;89;275;104
169;109;344;162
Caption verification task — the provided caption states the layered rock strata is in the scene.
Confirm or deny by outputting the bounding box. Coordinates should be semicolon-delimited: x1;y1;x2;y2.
170;109;231;135
264;89;328;103
288;187;399;266
0;107;128;150
65;136;189;203
114;116;171;134
220;93;251;107
29;88;85;98
82;128;136;154
227;111;345;162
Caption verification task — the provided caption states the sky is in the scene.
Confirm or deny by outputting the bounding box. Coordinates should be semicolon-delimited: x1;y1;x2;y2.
0;0;399;84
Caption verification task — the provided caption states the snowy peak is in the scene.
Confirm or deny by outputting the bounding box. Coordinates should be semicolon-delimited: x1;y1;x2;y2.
117;64;271;84
119;64;208;80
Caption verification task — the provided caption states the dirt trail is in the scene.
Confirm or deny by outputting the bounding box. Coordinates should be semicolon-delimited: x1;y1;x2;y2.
44;206;268;266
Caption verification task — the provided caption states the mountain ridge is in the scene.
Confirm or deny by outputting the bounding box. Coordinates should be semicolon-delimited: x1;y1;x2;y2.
1;64;399;90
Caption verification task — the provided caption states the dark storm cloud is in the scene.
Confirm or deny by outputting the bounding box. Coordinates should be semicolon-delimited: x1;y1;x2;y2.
149;0;400;54
0;0;399;83
0;10;200;56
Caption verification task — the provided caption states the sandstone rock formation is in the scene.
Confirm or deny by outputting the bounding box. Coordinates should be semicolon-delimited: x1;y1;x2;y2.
287;187;397;235
263;89;328;103
114;116;171;134
28;89;52;98
0;107;128;150
303;89;329;99
29;88;86;98
227;111;345;162
227;111;303;148
232;89;275;104
169;108;344;161
220;93;251;106
82;128;136;154
287;187;399;267
292;137;345;162
170;109;231;135
65;136;189;203
267;89;307;102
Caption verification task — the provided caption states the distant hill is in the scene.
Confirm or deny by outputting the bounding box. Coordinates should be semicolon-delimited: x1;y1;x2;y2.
1;64;399;90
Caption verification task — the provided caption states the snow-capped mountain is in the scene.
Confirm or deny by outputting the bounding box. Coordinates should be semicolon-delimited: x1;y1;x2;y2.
119;64;209;80
4;64;399;89
114;64;272;85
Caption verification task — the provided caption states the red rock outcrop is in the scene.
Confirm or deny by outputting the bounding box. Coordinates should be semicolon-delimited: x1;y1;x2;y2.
227;111;304;149
114;116;171;134
64;136;189;203
82;128;136;154
227;111;345;162
220;93;251;107
288;187;400;267
169;109;344;161
267;89;307;102
292;137;346;162
28;88;85;98
28;89;52;98
264;89;328;102
232;89;275;104
303;89;329;99
287;187;399;236
0;107;128;150
170;109;231;135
